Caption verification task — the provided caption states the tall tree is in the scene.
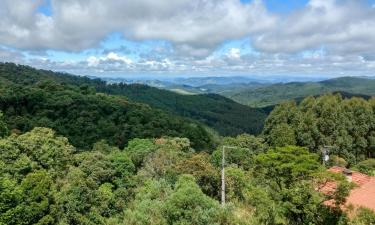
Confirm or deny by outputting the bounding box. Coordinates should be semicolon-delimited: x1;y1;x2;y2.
0;111;8;138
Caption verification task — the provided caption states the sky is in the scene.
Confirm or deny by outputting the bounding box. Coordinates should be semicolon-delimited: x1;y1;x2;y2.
1;0;375;78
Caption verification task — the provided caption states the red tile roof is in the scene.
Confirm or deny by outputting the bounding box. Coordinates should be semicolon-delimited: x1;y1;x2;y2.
329;166;372;186
325;166;375;213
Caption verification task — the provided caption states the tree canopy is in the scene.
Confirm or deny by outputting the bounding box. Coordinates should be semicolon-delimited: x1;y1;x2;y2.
263;94;375;164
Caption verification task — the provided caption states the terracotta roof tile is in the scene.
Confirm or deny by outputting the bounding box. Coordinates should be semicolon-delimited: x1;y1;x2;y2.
324;166;375;213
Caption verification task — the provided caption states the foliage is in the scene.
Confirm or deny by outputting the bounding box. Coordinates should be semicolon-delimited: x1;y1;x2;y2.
124;179;171;225
164;175;223;225
254;146;322;189
211;134;267;170
328;155;348;168
0;81;213;150
0;62;266;139
0;112;8;138
1;63;372;225
248;146;351;225
175;153;220;198
98;83;267;136
124;138;158;169
0;128;75;225
263;94;375;164
137;138;192;183
353;159;375;176
350;207;375;225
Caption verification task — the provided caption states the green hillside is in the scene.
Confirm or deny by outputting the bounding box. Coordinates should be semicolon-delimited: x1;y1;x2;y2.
98;83;267;136
1;63;374;225
0;63;266;146
226;77;375;107
0;63;214;149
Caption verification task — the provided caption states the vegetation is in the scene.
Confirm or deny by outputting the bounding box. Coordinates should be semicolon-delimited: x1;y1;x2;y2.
0;63;214;150
0;63;267;137
226;77;375;107
0;127;354;225
353;159;375;176
1;63;374;225
96;83;267;136
263;94;375;164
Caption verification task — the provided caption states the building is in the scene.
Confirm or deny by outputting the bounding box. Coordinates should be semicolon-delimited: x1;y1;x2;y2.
323;166;375;213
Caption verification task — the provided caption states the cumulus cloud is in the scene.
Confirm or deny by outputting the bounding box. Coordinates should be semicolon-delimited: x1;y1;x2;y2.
1;0;375;77
0;0;275;54
86;52;133;69
227;48;241;59
252;0;375;55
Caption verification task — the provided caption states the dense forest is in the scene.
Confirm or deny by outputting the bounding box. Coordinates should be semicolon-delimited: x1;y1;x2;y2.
1;63;375;225
0;63;267;137
263;94;375;165
97;83;267;136
0;63;214;150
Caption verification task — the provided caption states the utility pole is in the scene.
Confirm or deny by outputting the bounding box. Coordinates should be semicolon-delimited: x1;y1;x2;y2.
221;146;237;207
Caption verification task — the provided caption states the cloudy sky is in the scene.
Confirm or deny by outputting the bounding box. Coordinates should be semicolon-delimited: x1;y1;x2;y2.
1;0;375;78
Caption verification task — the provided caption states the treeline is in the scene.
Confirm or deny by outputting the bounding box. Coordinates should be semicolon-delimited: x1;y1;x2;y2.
0;62;267;137
263;94;375;164
96;83;267;136
1;63;375;224
0;82;214;150
2;126;373;225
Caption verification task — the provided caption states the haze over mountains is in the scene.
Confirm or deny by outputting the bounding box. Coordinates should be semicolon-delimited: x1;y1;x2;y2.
100;74;375;108
2;0;375;224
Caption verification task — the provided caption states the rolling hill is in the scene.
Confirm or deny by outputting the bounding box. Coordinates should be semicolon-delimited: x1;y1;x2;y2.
225;77;375;107
0;63;267;139
0;63;215;149
97;83;267;136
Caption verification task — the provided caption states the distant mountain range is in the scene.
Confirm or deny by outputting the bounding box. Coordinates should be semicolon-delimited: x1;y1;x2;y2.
2;62;373;138
101;75;375;108
0;63;267;137
225;77;375;107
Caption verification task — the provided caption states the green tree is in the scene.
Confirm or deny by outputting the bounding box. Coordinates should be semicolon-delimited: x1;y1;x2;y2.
250;146;345;224
0;111;8;138
350;207;375;225
353;159;375;176
210;134;267;171
0;170;55;225
263;94;375;163
164;175;222;225
138;138;192;182
254;146;321;189
268;123;296;147
124;179;171;225
0;127;75;179
125;138;157;169
175;153;220;198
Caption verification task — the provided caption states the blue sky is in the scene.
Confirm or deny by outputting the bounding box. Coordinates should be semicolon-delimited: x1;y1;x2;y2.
1;0;375;78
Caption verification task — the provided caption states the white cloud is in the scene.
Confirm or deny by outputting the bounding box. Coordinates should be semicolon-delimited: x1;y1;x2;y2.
0;0;275;54
86;52;132;68
87;56;99;67
105;52;133;64
227;48;241;59
252;0;375;55
1;0;375;77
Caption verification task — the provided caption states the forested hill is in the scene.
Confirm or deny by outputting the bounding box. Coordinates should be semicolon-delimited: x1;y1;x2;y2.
0;62;105;87
227;76;375;107
97;83;267;136
0;63;267;136
0;63;214;149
